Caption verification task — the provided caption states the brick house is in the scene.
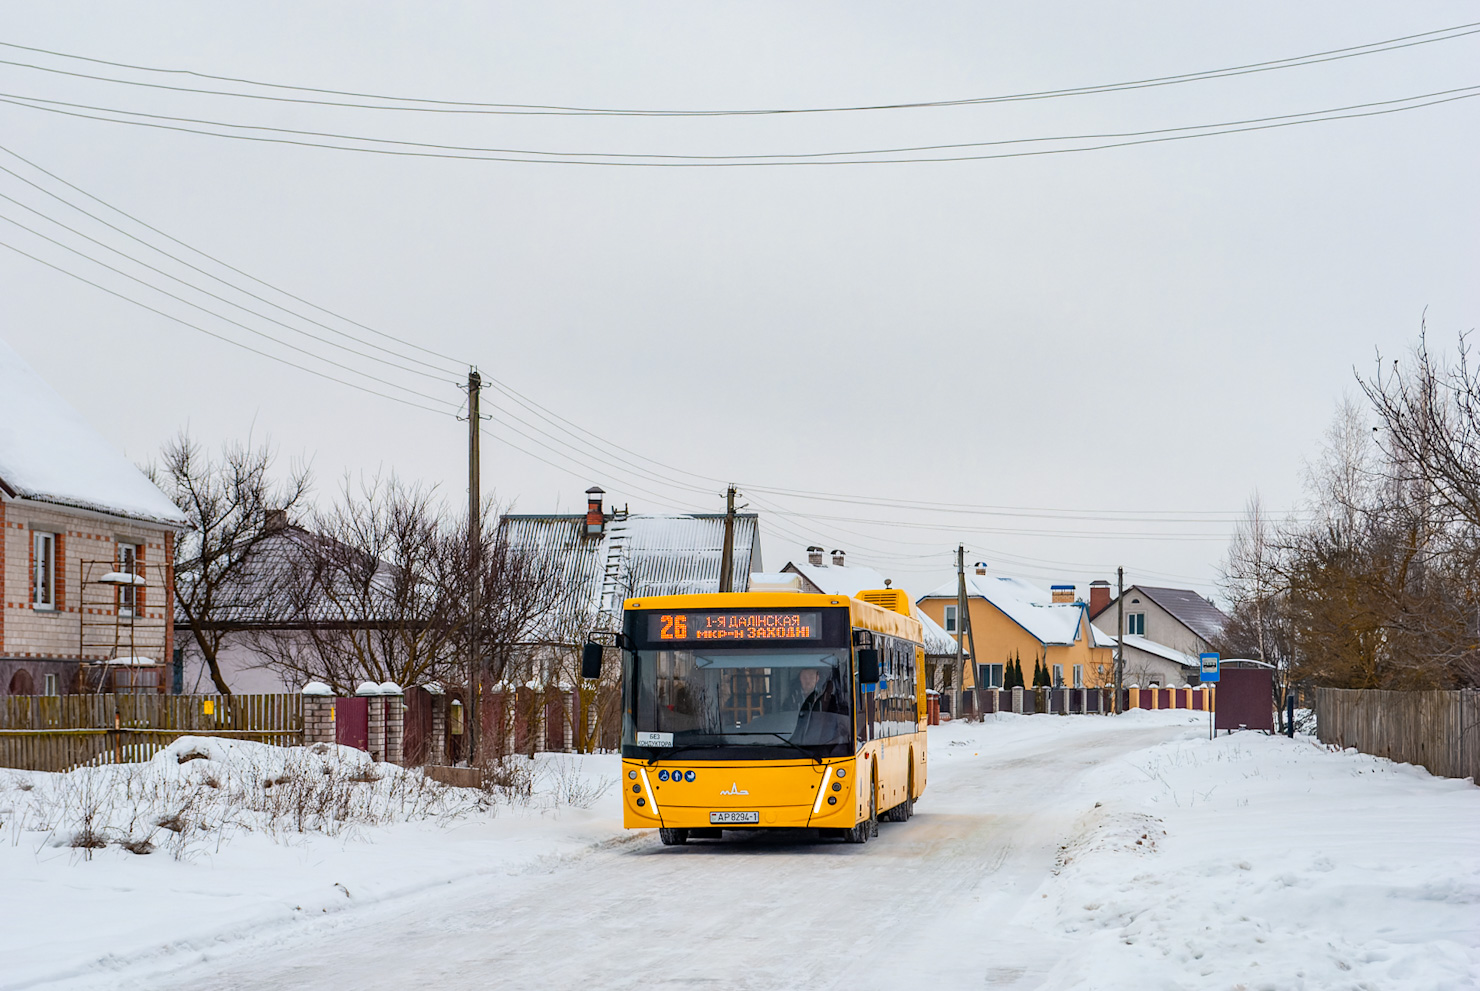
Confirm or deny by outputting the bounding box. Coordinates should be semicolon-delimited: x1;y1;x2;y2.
0;339;187;696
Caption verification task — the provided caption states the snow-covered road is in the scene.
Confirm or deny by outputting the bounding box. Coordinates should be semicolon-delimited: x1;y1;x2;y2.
10;712;1478;990
57;720;1199;991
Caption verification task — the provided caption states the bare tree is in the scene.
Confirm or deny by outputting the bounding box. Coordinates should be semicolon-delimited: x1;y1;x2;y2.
150;432;311;694
248;476;462;693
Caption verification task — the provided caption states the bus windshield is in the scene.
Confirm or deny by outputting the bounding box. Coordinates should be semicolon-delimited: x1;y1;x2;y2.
626;647;853;757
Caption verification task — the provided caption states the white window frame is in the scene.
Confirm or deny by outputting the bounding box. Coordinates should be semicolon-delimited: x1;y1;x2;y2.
32;531;56;610
44;673;59;696
1072;664;1083;688
1052;663;1064;687
943;604;957;634
117;541;140;617
1126;612;1146;636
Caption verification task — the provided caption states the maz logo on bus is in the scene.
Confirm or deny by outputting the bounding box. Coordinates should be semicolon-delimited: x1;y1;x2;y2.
720;782;749;796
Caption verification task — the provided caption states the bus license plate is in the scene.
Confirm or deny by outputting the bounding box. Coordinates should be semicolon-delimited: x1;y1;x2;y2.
710;811;759;824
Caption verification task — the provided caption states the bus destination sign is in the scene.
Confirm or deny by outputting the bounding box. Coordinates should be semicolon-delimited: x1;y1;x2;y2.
648;610;823;643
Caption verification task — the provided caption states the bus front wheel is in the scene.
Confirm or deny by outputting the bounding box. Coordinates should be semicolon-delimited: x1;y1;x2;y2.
659;828;688;846
843;780;878;844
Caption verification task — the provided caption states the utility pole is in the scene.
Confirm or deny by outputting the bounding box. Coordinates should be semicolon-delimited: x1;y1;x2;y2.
466;368;482;762
718;484;736;592
1114;566;1125;715
954;545;968;719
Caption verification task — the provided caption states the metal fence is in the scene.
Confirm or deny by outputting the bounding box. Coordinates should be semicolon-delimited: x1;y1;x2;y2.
0;693;303;772
1316;688;1480;784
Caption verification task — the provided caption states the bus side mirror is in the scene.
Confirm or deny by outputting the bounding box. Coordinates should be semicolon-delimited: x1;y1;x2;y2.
857;648;880;685
581;642;603;680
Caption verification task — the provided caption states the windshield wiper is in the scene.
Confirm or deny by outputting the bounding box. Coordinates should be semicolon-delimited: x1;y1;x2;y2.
644;743;719;764
738;732;824;765
643;734;823;765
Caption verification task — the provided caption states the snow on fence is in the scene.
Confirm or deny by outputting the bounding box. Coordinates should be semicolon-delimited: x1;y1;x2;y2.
1315;687;1480;784
0;693;302;772
960;685;1214;716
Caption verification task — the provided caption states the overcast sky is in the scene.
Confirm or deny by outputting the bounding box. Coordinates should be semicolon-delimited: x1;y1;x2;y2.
2;2;1476;603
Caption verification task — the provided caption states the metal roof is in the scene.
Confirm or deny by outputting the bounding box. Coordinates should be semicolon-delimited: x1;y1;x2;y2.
1125;586;1228;643
497;511;762;635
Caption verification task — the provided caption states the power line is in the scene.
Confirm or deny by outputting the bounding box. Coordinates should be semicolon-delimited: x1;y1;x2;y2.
0;20;1474;116
0;182;458;387
0;143;464;370
0;83;1476;166
0;235;453;416
0;209;461;410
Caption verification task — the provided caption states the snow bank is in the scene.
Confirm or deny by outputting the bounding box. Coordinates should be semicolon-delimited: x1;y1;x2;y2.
1016;726;1480;989
0;743;620;989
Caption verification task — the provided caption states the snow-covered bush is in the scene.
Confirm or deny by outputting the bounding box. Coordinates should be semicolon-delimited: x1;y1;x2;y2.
1;736;494;859
0;737;620;862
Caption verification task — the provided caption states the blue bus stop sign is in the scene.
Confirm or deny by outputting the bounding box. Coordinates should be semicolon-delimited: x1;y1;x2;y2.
1199;653;1221;683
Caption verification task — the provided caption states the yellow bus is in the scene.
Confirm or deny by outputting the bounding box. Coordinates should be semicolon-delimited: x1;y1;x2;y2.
584;587;927;845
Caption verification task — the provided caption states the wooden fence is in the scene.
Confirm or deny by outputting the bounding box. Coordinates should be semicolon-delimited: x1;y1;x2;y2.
0;694;303;772
1316;688;1480;784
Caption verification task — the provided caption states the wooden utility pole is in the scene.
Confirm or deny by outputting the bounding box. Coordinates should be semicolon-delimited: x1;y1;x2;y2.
954;545;969;718
1114;566;1125;715
718;484;736;592
466;368;482;761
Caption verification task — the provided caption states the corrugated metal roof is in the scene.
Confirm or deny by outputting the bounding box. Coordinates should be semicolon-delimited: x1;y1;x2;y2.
497;512;762;635
1133;586;1229;643
174;525;399;626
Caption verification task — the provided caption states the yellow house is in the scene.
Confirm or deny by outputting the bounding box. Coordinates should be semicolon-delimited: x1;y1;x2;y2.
917;566;1116;691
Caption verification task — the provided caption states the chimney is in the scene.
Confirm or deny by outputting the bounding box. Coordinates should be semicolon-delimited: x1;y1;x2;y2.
584;486;605;537
1089;579;1111;616
807;545;824;567
265;509;289;533
974;561;989;576
1051;584;1076;604
831;549;846;567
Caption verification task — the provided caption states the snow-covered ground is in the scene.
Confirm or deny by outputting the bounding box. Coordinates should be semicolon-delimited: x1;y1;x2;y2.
1;713;1475;990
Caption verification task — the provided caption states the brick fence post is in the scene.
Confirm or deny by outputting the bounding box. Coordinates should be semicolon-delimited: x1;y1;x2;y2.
301;682;336;746
1011;686;1023;714
380;681;404;766
428;685;447;766
358;682;384;762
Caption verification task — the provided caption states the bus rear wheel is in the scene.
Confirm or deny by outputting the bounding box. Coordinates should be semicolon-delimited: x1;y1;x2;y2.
659;828;688;846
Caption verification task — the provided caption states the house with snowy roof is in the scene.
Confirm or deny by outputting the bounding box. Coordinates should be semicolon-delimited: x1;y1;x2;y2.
1087;582;1229;687
496;486;763;639
171;513;372;695
0;338;187;697
781;546;959;661
916;564;1115;693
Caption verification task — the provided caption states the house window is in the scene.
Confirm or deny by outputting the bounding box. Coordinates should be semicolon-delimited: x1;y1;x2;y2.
1126;612;1145;636
32;532;55;609
44;673;59;696
1052;664;1064;687
943;604;957;633
1072;664;1083;688
977;663;1003;688
117;542;140;616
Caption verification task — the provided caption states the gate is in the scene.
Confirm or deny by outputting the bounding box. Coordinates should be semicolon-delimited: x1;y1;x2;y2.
335;696;369;750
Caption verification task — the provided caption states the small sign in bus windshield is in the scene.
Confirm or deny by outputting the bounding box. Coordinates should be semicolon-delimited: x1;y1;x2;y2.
648;610;822;642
